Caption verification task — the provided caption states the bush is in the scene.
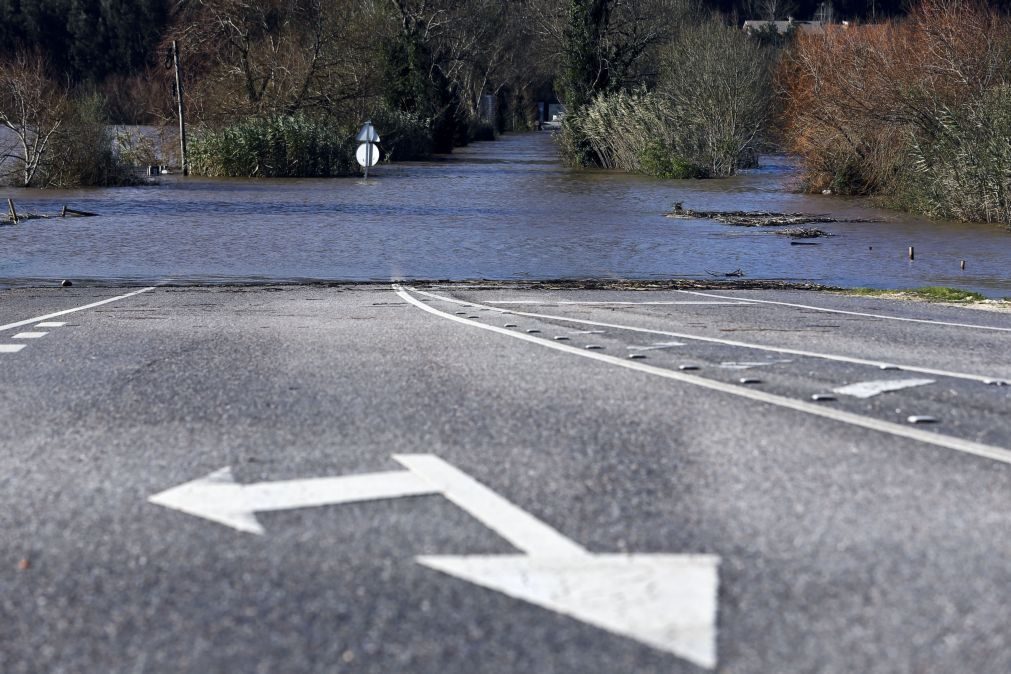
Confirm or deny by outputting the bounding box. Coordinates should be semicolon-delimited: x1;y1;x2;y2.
188;115;357;178
639;144;709;179
781;0;1011;224
369;108;433;161
46;94;137;187
561;20;772;178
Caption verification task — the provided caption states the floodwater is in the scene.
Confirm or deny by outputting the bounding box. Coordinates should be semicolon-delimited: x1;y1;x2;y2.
2;132;1010;295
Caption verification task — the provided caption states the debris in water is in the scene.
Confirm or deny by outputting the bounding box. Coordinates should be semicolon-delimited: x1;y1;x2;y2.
776;227;832;238
667;203;867;227
705;269;745;278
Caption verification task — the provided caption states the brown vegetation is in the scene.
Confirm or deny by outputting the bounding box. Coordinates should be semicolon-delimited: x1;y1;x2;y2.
780;0;1011;223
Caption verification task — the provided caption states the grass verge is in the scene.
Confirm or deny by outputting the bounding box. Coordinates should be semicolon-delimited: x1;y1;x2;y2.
845;286;989;303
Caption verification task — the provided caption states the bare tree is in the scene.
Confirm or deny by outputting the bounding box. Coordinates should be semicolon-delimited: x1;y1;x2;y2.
0;52;70;187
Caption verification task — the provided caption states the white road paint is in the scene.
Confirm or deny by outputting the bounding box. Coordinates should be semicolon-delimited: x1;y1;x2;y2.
628;341;686;352
0;344;27;353
834;378;935;399
674;290;1011;333
0;287;155;333
408;289;1000;386
13;332;48;339
149;467;438;535
393;454;587;557
152;454;721;667
417;553;720;669
35;322;67;328
396;286;1011;466
488;300;749;306
720;360;793;370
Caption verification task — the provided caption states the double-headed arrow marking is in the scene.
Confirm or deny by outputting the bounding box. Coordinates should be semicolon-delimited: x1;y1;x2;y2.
150;455;720;669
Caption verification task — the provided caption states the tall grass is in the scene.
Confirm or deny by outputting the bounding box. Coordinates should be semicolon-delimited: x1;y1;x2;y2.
188;115;357;178
189;109;436;178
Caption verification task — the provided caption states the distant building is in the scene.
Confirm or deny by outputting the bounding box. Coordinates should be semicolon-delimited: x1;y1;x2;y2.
742;19;826;35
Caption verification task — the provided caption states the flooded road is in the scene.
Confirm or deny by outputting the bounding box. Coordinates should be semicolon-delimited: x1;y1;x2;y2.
1;132;1009;294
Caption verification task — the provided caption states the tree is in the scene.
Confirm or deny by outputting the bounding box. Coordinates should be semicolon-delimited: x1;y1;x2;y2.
0;52;70;187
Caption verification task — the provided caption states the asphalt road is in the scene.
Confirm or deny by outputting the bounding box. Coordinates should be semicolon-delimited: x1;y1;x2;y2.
1;284;1009;673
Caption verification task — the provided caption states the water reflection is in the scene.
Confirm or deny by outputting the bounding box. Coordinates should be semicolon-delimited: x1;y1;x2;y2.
1;132;1009;295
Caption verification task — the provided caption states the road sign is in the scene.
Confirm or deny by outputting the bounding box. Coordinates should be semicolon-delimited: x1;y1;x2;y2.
356;120;380;144
355;120;380;179
356;142;380;168
149;454;721;668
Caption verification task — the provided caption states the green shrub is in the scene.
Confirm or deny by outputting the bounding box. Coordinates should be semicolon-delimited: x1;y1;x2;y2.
370;107;433;161
561;20;772;178
639;143;709;179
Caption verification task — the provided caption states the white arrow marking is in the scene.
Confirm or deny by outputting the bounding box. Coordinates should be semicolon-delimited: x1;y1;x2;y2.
417;554;719;669
150;455;721;667
149;467;438;534
833;378;935;399
392;454;587;557
394;455;719;668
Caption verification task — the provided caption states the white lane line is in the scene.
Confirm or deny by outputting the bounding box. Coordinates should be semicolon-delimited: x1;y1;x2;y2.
628;341;687;352
395;285;1011;466
674;290;1011;333
720;360;793;370
13;332;48;339
394;454;588;558
834;378;935;399
0;344;27;353
0;287;155;333
488;301;750;306
408;289;1001;386
35;322;67;328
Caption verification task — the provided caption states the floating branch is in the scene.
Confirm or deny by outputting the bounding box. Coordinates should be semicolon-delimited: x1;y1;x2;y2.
2;199;99;224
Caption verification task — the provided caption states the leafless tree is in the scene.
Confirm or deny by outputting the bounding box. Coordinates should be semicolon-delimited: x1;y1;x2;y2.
0;52;70;187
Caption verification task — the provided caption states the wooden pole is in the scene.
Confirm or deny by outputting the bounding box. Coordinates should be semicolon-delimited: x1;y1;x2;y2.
172;40;188;176
7;198;18;224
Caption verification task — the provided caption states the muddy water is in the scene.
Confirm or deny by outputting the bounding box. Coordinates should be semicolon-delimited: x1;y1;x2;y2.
1;132;1009;295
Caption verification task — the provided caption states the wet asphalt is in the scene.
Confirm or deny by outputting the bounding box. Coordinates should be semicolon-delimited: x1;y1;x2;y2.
1;285;1009;674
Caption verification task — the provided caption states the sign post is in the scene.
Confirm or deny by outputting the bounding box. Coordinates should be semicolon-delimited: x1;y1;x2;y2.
355;120;381;181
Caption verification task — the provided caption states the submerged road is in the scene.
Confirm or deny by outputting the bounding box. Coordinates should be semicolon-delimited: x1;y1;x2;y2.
1;284;1009;673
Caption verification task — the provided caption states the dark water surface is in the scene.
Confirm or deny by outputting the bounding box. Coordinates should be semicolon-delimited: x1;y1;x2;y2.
2;132;1009;294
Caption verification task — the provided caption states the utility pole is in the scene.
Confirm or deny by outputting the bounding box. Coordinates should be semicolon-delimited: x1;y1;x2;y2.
171;40;188;176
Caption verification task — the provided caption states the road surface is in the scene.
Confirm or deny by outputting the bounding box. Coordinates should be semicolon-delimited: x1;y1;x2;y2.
2;284;1009;673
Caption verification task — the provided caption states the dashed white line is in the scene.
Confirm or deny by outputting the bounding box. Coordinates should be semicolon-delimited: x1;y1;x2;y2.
13;332;48;339
35;322;67;328
408;289;1002;386
0;287;155;333
674;290;1011;333
0;344;26;353
396;285;1011;467
720;360;793;370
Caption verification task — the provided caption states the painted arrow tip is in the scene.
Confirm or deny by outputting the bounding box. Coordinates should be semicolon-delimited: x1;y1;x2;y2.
148;466;265;535
417;553;721;669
